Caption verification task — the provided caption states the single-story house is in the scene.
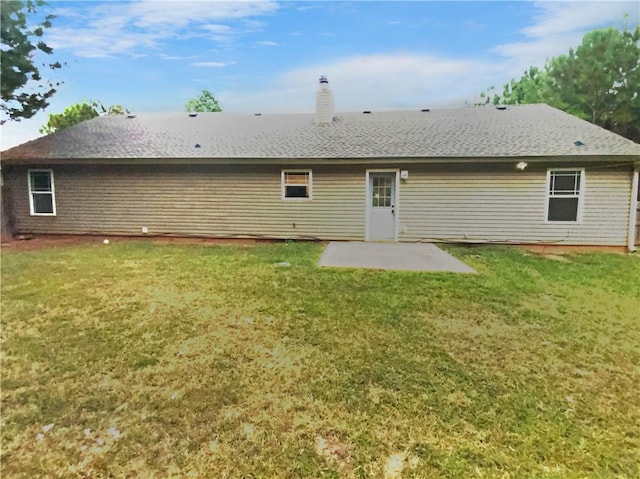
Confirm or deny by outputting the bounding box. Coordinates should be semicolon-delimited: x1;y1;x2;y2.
1;78;639;250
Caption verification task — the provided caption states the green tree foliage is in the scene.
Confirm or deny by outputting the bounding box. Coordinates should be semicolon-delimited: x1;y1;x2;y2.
476;86;502;106
501;67;548;105
1;0;62;123
546;26;640;140
40;100;129;134
484;24;640;142
185;89;222;112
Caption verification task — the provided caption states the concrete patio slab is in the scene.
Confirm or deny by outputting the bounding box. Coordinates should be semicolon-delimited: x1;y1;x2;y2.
318;242;476;273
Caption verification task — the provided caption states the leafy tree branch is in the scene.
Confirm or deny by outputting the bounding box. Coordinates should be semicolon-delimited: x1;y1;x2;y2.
185;90;222;112
1;0;63;123
40;100;129;134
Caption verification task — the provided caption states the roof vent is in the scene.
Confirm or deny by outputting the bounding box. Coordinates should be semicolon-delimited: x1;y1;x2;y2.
126;114;136;119
254;113;262;116
319;75;329;84
363;110;372;114
195;143;201;148
421;108;430;112
496;106;507;111
574;140;585;146
188;113;198;117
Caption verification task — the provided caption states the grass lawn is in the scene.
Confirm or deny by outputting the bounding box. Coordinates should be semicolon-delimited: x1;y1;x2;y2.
1;240;639;478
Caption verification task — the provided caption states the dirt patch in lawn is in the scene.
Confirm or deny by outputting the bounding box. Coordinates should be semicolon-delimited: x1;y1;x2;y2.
1;234;281;251
519;244;628;255
3;235;630;255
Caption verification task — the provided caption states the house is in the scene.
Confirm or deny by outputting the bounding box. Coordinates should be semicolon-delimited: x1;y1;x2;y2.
1;77;639;250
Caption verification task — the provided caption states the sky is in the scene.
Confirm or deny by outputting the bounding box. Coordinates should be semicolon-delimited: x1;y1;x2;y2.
1;0;638;149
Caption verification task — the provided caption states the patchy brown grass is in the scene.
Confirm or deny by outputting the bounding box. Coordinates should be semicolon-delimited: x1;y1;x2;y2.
1;241;639;478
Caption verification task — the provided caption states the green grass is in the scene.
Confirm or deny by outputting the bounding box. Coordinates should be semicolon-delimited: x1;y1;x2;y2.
1;240;639;478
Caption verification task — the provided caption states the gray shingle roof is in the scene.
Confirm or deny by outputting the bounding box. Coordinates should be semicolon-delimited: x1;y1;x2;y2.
2;103;639;162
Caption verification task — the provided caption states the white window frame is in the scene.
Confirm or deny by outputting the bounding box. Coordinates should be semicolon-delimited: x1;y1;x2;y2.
281;169;312;201
545;168;585;223
28;169;57;216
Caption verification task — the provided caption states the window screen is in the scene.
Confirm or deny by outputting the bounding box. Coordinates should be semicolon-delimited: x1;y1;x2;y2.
547;170;582;222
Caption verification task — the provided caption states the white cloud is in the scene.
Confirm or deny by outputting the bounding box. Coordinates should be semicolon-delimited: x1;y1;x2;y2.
130;0;278;27
201;24;235;34
255;40;279;46
219;53;493;114
296;4;322;12
493;1;638;73
159;53;199;61
522;0;635;37
493;32;585;67
47;1;279;58
218;0;637;118
191;61;235;68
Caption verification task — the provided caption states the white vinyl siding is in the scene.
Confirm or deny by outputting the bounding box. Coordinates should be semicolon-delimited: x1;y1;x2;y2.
7;162;633;246
398;164;630;246
11;165;363;240
28;169;56;216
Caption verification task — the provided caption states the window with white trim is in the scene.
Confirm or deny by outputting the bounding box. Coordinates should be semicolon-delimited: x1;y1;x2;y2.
282;170;312;200
546;169;583;222
28;169;56;216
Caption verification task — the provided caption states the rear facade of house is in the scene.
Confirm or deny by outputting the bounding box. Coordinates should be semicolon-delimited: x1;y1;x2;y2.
2;79;639;248
2;159;638;247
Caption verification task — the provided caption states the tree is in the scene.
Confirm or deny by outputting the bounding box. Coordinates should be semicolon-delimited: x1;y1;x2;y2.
40;100;129;134
185;90;222;112
501;67;548;105
546;26;640;136
483;24;640;142
1;0;62;123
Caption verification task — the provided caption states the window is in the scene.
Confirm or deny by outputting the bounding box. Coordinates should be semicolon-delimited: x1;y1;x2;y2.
282;170;312;200
546;169;583;222
28;169;56;216
371;175;393;207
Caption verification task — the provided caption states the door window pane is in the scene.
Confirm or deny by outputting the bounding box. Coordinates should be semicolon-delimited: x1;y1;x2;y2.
372;176;392;207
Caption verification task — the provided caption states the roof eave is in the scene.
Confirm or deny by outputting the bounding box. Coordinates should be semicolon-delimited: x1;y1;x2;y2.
2;153;639;166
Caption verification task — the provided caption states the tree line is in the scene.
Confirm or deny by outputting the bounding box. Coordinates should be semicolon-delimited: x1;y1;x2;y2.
38;90;221;134
480;23;640;143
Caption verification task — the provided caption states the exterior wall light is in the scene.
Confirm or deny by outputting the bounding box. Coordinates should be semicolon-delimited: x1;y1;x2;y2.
400;170;409;179
516;162;528;171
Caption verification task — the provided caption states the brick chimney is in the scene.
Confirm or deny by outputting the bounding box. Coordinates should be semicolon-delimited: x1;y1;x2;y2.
315;75;334;125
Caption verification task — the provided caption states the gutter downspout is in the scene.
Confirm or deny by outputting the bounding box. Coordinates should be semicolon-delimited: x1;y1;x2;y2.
628;163;640;253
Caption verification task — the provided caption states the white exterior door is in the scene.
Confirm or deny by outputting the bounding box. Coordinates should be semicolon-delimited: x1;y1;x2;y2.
367;171;397;241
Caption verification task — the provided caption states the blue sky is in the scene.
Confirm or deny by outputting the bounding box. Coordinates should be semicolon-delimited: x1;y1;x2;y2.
1;0;637;149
